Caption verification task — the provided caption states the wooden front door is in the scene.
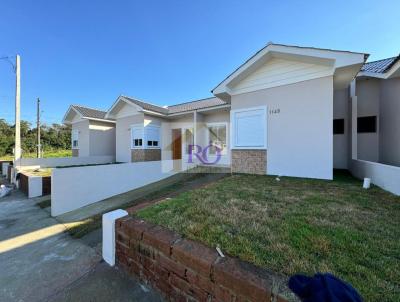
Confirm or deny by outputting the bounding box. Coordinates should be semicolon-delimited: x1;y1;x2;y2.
172;129;182;160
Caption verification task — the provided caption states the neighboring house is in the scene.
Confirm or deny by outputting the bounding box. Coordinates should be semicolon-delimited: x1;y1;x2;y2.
63;105;116;157
62;43;400;182
105;95;230;166
353;55;400;166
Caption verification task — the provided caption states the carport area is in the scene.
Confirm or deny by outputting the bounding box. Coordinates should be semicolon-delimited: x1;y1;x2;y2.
0;185;163;302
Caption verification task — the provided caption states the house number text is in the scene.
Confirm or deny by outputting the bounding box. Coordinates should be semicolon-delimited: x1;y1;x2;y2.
269;108;280;115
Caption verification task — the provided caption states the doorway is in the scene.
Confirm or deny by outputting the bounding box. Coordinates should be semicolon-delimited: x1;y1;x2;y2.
172;129;182;160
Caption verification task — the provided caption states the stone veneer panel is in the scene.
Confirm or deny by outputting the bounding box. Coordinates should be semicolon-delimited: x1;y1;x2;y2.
72;149;79;157
131;149;161;162
231;149;267;175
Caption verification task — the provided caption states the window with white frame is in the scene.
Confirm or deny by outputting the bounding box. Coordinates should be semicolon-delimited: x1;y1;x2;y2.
232;107;267;148
72;130;79;148
184;128;194;154
131;126;143;148
207;124;227;155
145;125;160;148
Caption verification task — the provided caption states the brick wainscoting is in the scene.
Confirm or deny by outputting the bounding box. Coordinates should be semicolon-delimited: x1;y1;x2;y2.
231;150;266;175
72;149;79;157
131;149;161;162
115;216;288;302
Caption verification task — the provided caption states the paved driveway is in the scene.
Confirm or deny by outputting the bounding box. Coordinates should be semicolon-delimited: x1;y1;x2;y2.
0;188;163;302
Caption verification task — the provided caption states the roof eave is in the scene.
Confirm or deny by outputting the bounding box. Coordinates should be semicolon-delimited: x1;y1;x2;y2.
62;106;82;125
81;117;116;123
212;43;368;98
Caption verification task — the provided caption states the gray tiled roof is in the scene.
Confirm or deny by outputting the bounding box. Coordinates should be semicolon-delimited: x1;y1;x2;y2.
361;56;399;73
72;105;114;121
122;96;169;115
167;97;227;114
121;95;228;115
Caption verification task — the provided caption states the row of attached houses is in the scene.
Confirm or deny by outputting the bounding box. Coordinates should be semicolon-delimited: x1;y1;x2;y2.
63;43;400;180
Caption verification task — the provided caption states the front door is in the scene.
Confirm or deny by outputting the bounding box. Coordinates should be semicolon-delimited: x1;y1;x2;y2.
172;129;182;160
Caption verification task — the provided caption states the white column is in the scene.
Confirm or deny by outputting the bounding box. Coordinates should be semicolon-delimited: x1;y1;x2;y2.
350;79;358;160
102;209;128;266
193;111;197;146
351;96;358;160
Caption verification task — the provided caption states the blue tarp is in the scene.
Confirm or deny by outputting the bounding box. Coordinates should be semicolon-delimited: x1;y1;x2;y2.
289;273;363;302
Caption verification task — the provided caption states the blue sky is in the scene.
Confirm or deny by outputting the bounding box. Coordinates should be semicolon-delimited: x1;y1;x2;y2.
1;0;399;125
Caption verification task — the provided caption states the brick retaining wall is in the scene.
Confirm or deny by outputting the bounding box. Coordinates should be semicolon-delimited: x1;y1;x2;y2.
116;216;288;302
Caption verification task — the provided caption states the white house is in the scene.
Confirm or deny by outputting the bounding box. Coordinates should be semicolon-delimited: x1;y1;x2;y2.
63;105;116;158
62;43;400;187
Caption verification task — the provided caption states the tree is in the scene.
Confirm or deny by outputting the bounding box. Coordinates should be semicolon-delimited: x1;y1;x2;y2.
0;119;71;157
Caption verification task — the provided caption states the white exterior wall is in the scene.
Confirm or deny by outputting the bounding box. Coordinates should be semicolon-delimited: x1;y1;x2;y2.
89;120;116;157
379;78;400;166
72;120;90;157
356;78;380;162
115;106;144;162
231;57;333;95
28;176;43;198
350;159;400;196
51;160;177;216
231;76;334;179
333;88;349;169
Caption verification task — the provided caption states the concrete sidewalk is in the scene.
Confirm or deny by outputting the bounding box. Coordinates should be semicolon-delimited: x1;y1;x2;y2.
0;184;163;302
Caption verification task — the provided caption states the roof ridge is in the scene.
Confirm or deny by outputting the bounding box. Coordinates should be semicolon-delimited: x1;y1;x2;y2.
71;104;107;113
167;96;217;108
121;95;167;110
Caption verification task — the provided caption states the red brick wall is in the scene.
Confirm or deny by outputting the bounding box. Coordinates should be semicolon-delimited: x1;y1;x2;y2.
19;173;29;196
116;216;288;302
42;176;51;195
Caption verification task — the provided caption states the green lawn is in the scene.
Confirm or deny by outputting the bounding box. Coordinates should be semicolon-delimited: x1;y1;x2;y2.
0;149;71;160
137;171;400;301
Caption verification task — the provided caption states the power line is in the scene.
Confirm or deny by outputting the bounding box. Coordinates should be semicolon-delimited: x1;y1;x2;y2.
0;55;17;72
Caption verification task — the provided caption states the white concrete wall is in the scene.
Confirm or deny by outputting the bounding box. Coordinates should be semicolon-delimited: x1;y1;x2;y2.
72;120;90;157
333;88;349;169
115;113;144;162
103;209;128;266
51;160;177;216
89;120;116;157
231;76;334;179
15;155;114;169
379;77;400;166
350;159;400;196
356;78;380;162
28;176;43;198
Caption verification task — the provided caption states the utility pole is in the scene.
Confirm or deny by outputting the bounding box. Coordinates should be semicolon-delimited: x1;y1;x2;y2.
36;98;41;158
14;55;21;162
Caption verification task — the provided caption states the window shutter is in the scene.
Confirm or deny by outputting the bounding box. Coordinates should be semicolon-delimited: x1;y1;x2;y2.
233;108;266;148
